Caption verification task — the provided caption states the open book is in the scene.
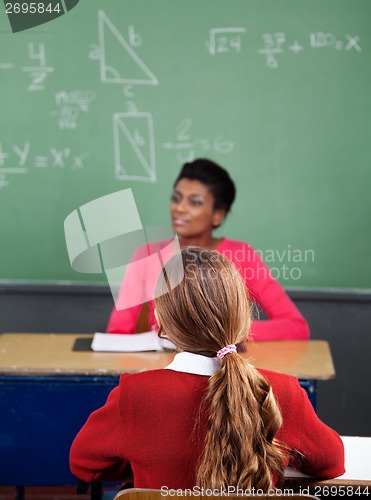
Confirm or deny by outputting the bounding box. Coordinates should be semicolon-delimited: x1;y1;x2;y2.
91;331;176;352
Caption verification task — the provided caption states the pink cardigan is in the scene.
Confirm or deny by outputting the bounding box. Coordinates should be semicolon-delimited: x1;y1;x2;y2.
106;238;310;341
70;367;344;487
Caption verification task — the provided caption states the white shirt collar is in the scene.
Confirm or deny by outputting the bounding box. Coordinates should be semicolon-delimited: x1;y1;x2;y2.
165;351;221;376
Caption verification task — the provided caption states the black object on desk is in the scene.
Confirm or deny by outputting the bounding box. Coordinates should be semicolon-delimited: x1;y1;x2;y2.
72;336;94;351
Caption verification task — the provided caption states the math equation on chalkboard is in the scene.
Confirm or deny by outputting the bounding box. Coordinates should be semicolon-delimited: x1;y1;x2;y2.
0;7;364;191
205;28;361;68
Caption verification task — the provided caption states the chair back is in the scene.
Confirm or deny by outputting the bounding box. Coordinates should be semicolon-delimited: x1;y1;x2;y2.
113;488;319;500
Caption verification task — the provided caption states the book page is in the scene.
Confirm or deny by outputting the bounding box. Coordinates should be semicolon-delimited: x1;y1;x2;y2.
91;331;176;352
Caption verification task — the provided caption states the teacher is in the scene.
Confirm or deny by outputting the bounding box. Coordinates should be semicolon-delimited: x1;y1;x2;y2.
106;158;309;341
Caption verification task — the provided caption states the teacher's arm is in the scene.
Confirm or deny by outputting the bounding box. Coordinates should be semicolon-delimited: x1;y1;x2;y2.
106;244;149;334
240;244;310;341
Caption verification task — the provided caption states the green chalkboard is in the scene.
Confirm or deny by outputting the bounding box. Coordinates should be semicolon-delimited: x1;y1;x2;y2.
0;0;370;289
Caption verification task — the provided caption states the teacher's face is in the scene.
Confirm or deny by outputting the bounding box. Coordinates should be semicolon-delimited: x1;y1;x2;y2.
170;179;224;238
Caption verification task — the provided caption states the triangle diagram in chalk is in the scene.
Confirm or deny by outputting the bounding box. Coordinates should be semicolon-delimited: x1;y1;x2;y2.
98;10;158;85
113;112;156;182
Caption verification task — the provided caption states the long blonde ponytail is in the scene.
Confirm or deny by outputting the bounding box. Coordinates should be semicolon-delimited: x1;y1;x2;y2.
197;354;287;490
155;247;288;490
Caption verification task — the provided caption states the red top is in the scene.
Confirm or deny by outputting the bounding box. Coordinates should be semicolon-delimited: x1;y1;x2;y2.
70;367;345;487
106;238;310;341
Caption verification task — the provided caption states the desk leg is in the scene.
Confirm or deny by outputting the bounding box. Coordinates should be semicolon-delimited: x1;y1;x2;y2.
91;482;102;500
15;486;24;500
299;380;317;411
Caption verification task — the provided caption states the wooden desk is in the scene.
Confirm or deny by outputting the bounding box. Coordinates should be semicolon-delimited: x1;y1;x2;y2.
0;334;335;493
0;333;335;379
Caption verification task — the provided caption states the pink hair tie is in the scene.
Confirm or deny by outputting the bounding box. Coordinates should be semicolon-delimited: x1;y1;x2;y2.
217;344;237;360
